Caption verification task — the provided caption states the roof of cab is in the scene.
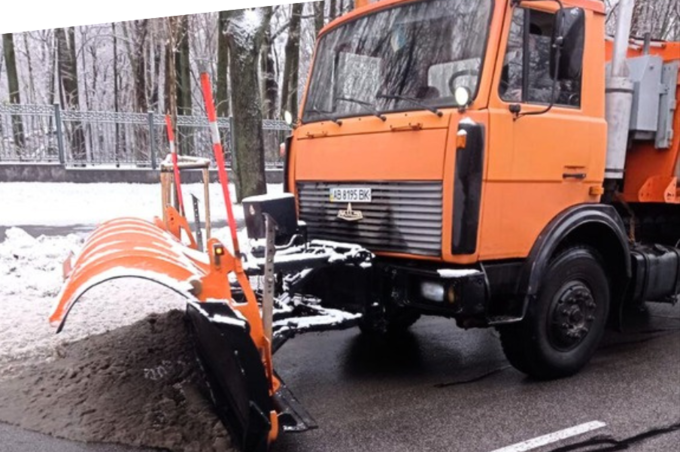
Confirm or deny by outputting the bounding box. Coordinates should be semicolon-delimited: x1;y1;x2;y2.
318;0;606;38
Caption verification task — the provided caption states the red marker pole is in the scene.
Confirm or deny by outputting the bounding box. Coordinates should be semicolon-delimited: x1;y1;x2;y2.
200;72;241;257
164;115;185;216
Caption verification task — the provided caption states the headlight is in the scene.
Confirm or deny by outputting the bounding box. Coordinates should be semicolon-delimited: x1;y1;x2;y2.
454;86;471;107
420;281;445;302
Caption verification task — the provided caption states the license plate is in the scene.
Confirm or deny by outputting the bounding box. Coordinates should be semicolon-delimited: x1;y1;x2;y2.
329;187;372;203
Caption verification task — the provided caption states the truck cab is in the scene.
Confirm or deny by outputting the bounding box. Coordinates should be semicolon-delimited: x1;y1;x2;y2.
284;0;680;379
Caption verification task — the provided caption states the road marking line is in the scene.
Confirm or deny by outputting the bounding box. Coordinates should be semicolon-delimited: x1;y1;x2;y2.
490;421;607;452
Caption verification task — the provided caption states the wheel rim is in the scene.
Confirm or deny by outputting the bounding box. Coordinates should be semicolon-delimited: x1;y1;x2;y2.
547;281;597;352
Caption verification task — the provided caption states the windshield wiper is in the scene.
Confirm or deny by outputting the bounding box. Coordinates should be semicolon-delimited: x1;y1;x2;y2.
376;94;443;117
335;97;386;121
307;106;343;125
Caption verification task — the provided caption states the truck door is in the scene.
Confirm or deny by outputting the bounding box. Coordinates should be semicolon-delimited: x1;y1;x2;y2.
481;5;607;260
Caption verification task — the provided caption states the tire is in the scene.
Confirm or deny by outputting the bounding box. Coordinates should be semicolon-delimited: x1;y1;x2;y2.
358;303;420;335
499;246;610;379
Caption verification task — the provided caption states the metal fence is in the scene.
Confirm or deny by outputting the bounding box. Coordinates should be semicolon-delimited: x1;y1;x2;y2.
0;104;290;168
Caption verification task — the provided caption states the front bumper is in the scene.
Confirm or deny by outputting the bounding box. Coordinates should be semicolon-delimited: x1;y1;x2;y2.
377;261;489;319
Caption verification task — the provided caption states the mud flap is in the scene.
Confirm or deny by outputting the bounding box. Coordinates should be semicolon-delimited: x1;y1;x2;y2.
186;301;274;452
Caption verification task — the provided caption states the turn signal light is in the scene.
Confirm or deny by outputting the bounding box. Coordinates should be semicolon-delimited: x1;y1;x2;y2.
446;285;456;304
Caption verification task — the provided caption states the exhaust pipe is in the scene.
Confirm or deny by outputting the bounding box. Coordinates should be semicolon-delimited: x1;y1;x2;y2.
605;0;636;180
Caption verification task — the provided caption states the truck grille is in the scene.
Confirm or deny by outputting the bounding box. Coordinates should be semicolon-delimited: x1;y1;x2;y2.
297;181;443;256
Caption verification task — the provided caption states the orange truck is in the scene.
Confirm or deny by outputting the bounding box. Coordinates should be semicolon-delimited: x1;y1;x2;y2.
281;0;679;383
51;0;679;450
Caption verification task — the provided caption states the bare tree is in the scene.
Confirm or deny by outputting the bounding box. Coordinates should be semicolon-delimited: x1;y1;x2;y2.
280;3;303;119
176;15;192;116
2;33;25;150
216;11;230;117
56;27;86;160
261;6;278;120
112;23;123;161
313;1;325;36
329;0;338;22
21;33;36;103
225;8;271;200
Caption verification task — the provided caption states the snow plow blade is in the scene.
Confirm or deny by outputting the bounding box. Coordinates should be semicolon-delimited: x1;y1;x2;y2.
187;301;275;452
49;215;209;331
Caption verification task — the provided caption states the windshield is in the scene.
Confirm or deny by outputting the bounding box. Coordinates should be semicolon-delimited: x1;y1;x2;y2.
302;0;493;123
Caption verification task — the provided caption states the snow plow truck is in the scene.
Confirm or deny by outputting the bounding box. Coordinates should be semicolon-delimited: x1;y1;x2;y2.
50;0;679;450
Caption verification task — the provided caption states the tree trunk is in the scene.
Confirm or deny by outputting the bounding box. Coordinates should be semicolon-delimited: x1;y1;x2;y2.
261;7;278;120
165;18;178;122
112;23;122;163
150;40;162;110
280;3;303;120
329;0;337;21
630;0;650;37
313;1;325;36
175;15;193;155
217;11;230;118
47;32;57;107
56;27;85;161
134;21;150;161
22;33;36;104
2;33;25;151
176;15;192;116
226;8;270;200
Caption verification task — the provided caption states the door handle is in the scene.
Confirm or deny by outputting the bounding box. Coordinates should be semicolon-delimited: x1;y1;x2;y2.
563;165;586;181
563;172;586;180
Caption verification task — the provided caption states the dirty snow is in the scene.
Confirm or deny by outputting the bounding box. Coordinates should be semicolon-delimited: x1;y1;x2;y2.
0;182;281;226
0;224;240;451
0;227;188;373
0;181;279;450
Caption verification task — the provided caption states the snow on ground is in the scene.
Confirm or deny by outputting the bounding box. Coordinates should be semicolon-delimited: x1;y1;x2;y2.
0;223;263;376
0;227;184;375
0;181;283;450
0;182;281;226
0;181;281;374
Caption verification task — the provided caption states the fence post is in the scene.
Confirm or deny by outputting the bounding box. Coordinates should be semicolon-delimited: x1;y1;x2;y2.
148;111;157;170
54;103;66;165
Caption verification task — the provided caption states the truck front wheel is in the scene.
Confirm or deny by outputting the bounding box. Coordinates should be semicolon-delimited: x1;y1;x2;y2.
498;247;610;379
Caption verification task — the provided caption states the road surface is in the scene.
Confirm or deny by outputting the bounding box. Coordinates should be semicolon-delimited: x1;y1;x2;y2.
2;302;678;451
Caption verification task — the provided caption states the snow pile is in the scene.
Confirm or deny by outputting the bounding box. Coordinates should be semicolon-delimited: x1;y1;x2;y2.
0;227;235;450
0;310;233;452
0;181;283;451
0;227;187;374
1;227;84;298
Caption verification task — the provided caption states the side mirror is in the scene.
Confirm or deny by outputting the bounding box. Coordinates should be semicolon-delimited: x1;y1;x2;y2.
551;7;585;80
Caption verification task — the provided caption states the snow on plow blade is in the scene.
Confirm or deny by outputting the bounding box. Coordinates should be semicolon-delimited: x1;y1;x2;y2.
49;216;211;331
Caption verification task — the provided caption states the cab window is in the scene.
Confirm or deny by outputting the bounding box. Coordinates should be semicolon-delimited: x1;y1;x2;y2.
499;8;583;107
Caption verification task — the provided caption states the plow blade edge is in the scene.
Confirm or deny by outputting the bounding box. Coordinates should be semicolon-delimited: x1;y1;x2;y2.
187;301;274;452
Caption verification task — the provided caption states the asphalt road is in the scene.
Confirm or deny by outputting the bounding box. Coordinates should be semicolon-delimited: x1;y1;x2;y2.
3;303;677;452
272;303;680;452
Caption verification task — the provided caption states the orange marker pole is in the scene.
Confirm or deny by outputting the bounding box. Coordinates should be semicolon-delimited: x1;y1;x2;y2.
165;115;185;216
199;72;241;257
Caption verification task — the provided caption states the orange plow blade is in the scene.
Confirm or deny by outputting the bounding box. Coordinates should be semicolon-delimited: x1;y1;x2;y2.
50;215;282;451
49;217;220;332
